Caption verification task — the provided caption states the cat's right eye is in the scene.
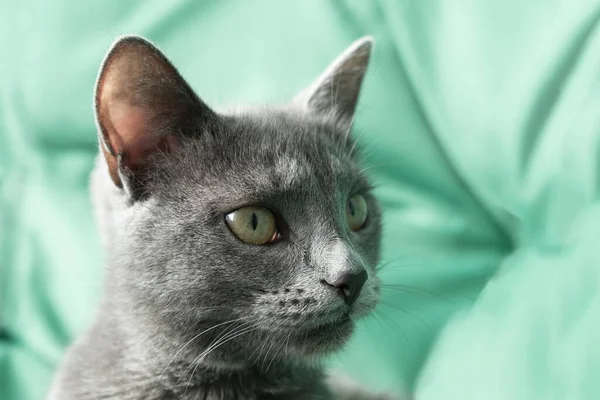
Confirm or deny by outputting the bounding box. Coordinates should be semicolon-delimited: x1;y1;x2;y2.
346;194;368;231
225;206;279;245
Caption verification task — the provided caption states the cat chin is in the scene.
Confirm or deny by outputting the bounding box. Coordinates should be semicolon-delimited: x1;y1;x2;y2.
284;316;355;359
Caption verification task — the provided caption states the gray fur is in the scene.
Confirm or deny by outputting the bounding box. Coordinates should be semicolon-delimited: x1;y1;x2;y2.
48;35;384;400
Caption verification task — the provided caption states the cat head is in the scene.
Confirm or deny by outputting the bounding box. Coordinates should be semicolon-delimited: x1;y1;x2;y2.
92;35;381;365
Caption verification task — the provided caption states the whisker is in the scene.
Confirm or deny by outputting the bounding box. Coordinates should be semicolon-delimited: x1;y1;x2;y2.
261;331;281;373
376;252;434;271
377;264;433;273
154;317;245;389
377;300;432;333
343;114;356;146
348;131;364;157
252;329;277;367
184;323;258;394
380;284;457;305
265;329;292;374
201;325;259;362
374;308;411;348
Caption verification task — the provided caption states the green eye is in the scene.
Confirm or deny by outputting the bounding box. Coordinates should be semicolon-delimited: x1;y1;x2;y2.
225;206;279;245
346;194;368;231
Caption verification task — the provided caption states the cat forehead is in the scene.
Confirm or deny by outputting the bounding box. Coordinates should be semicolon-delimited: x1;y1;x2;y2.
274;156;311;188
154;107;362;207
224;107;339;141
216;108;352;174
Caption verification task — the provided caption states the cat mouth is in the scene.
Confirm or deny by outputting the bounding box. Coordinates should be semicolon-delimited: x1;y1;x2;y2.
291;315;354;345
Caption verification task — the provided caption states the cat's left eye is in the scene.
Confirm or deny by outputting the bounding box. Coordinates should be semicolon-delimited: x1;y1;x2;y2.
346;194;368;231
225;206;279;245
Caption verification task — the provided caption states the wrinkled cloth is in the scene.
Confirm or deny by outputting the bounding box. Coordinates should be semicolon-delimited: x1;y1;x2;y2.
2;1;599;399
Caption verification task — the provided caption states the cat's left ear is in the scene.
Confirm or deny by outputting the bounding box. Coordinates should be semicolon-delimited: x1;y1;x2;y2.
295;37;373;131
95;35;218;200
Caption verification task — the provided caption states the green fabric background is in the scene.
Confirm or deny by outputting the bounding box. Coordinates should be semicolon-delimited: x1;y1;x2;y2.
2;1;600;399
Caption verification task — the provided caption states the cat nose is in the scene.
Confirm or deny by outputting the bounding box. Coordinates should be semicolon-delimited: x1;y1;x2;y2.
320;269;368;306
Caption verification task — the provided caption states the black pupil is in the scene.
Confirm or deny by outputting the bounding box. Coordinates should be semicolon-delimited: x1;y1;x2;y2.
251;212;258;230
348;199;355;217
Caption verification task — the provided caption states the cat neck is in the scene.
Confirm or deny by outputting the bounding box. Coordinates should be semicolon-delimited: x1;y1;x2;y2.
91;299;331;399
156;359;329;399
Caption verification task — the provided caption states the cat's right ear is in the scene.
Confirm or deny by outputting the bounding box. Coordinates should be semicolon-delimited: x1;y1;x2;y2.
95;35;217;199
294;37;373;132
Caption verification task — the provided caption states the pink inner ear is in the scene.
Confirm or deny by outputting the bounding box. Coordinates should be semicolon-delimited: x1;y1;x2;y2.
107;102;160;170
95;37;196;189
99;89;176;187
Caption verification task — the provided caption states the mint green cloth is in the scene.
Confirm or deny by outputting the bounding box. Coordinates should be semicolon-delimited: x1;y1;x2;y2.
2;1;599;399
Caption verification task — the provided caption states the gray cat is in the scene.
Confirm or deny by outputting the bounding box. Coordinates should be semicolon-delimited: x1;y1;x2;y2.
47;35;390;400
